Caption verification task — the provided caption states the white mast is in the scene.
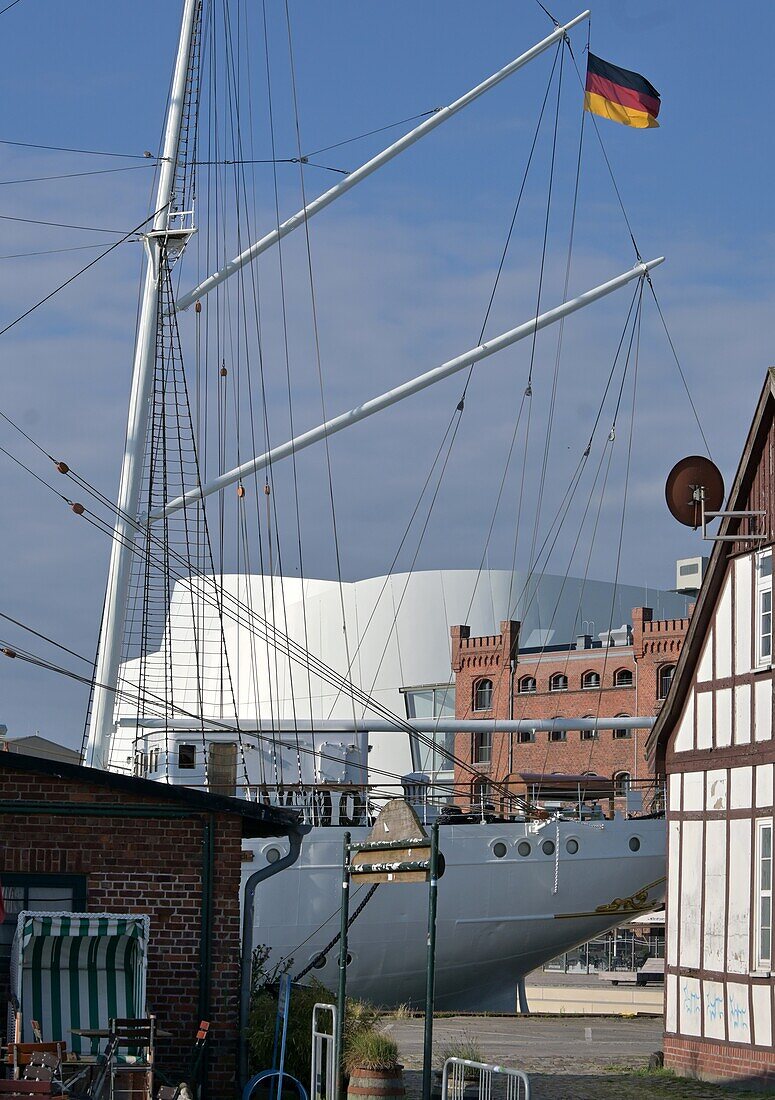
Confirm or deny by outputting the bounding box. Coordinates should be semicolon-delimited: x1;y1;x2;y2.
154;257;664;521
85;0;201;768
174;10;591;311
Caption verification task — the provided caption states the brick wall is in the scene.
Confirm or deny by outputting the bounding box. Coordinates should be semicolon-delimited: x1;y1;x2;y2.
0;766;244;1097
664;1035;775;1087
452;608;690;803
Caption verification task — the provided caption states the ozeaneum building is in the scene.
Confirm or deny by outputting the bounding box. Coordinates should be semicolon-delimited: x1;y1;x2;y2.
648;368;775;1087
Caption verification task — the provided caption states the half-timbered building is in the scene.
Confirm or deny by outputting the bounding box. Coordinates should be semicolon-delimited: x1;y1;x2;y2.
648;368;775;1086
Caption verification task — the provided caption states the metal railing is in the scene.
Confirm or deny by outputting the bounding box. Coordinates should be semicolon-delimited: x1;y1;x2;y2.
442;1058;530;1100
310;1003;338;1100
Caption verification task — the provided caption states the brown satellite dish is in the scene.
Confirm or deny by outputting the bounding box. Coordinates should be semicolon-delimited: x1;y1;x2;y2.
665;455;725;529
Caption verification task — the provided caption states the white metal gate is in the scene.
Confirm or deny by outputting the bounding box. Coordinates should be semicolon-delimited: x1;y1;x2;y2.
311;1003;338;1100
442;1058;530;1100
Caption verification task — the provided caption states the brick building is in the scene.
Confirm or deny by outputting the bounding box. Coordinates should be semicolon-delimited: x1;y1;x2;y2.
451;606;691;803
0;749;295;1097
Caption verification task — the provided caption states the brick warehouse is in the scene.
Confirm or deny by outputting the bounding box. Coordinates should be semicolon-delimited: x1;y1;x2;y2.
0;749;296;1097
451;607;691;803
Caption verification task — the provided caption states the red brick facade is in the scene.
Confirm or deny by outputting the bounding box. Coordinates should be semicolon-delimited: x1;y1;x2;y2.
451;607;690;803
663;1035;775;1088
0;753;292;1097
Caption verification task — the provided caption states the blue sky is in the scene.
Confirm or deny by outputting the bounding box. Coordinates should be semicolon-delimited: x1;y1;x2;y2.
0;0;773;744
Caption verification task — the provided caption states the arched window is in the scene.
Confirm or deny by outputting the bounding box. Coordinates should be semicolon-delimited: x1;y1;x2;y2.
472;776;492;810
518;675;536;694
548;718;567;743
473;678;493;712
580;716;598;741
613;715;631;740
658;665;675;700
582;670;601;690
614;668;633;687
549;673;568;693
614;771;631;797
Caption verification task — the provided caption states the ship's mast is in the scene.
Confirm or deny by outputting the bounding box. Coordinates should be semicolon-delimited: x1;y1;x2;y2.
85;0;201;768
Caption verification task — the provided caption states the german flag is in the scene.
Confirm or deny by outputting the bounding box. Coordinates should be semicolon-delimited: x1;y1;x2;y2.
584;53;660;129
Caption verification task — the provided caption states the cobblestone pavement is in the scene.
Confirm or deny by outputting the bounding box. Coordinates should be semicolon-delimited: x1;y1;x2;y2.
385;1017;775;1099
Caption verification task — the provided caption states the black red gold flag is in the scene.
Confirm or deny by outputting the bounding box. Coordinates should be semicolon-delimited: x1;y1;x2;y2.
584;53;660;129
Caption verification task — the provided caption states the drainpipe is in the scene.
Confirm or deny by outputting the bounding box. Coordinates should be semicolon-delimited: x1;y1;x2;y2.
239;828;305;1086
198;815;216;1099
508;657;516;776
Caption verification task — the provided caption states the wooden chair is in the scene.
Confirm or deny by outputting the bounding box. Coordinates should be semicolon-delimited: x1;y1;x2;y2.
5;1046;65;1081
0;1083;59;1097
156;1021;209;1100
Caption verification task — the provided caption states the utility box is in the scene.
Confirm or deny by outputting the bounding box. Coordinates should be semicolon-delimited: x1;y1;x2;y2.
675;555;708;594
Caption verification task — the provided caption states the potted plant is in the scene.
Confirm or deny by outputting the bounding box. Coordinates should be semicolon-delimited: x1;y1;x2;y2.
345;1027;405;1100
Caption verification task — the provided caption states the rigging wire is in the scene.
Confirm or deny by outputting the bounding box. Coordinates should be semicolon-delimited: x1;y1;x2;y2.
0;164;157;187
0;138;154;159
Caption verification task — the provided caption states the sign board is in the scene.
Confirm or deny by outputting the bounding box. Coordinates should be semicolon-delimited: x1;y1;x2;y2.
349;799;443;883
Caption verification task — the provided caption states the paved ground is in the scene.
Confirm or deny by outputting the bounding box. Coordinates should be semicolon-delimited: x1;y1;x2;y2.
384;1017;775;1099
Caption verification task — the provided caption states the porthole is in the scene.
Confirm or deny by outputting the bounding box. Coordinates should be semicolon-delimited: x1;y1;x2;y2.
517;841;531;857
628;836;641;852
266;847;281;864
566;839;579;855
346;953;353;965
541;839;556;856
311;955;326;970
492;841;508;859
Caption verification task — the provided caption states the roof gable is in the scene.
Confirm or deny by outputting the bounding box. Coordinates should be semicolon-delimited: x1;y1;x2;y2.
647;368;775;761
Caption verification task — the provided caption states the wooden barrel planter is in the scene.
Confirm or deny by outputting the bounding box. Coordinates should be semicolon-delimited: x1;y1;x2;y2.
346;1065;405;1100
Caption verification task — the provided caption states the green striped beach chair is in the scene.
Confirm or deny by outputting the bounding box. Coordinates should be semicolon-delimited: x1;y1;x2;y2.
9;913;150;1059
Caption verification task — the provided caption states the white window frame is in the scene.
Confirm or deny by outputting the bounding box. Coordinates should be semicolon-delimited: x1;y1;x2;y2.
755;817;773;972
756;549;773;668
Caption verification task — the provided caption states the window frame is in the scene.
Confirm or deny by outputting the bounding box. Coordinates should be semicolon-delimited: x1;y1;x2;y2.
0;872;87;963
614;771;632;797
755;817;773;971
518;676;537;695
614;668;634;687
549;673;568;693
657;664;675;701
613;715;632;740
581;671;601;690
473;678;494;713
473;729;492;764
757;550;773;668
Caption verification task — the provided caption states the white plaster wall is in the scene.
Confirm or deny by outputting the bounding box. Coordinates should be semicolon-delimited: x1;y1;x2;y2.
668;772;682;812
727;818;752;975
703;978;726;1041
667;819;681;967
674;692;695;753
753;984;772;1048
735;682;752;745
679;821;703;971
755;678;773;742
735;555;753;675
683;771;704;812
756;764;774;808
716;688;732;748
706;770;728;811
715;573;733;680
731;766;753;810
697;691;712;751
697;630;713;684
679;975;702;1037
727;981;751;1043
666;972;678;1033
703;819;727;972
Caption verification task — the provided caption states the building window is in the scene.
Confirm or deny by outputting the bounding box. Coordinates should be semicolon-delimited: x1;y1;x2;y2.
582;671;600;690
758;550;773;666
756;819;773;970
658;665;675;700
614;668;633;687
613;716;632;740
0;873;87;963
517;730;535;744
178;744;196;769
472;776;491;810
614;771;631;796
518;676;536;694
473;678;493;712
473;730;492;764
549;722;567;743
549;673;568;693
403;684;456;777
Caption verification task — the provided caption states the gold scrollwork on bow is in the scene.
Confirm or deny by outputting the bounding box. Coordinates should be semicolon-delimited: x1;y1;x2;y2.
594;876;666;915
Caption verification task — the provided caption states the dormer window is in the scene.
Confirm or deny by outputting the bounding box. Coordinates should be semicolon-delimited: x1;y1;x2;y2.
549;673;568;693
473;678;493;712
518;676;536;694
581;671;600;690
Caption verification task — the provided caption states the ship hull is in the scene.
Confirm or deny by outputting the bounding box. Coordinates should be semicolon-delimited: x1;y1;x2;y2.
243;814;665;1011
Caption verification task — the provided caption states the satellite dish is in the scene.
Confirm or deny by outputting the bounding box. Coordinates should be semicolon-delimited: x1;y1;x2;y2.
666;456;724;529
